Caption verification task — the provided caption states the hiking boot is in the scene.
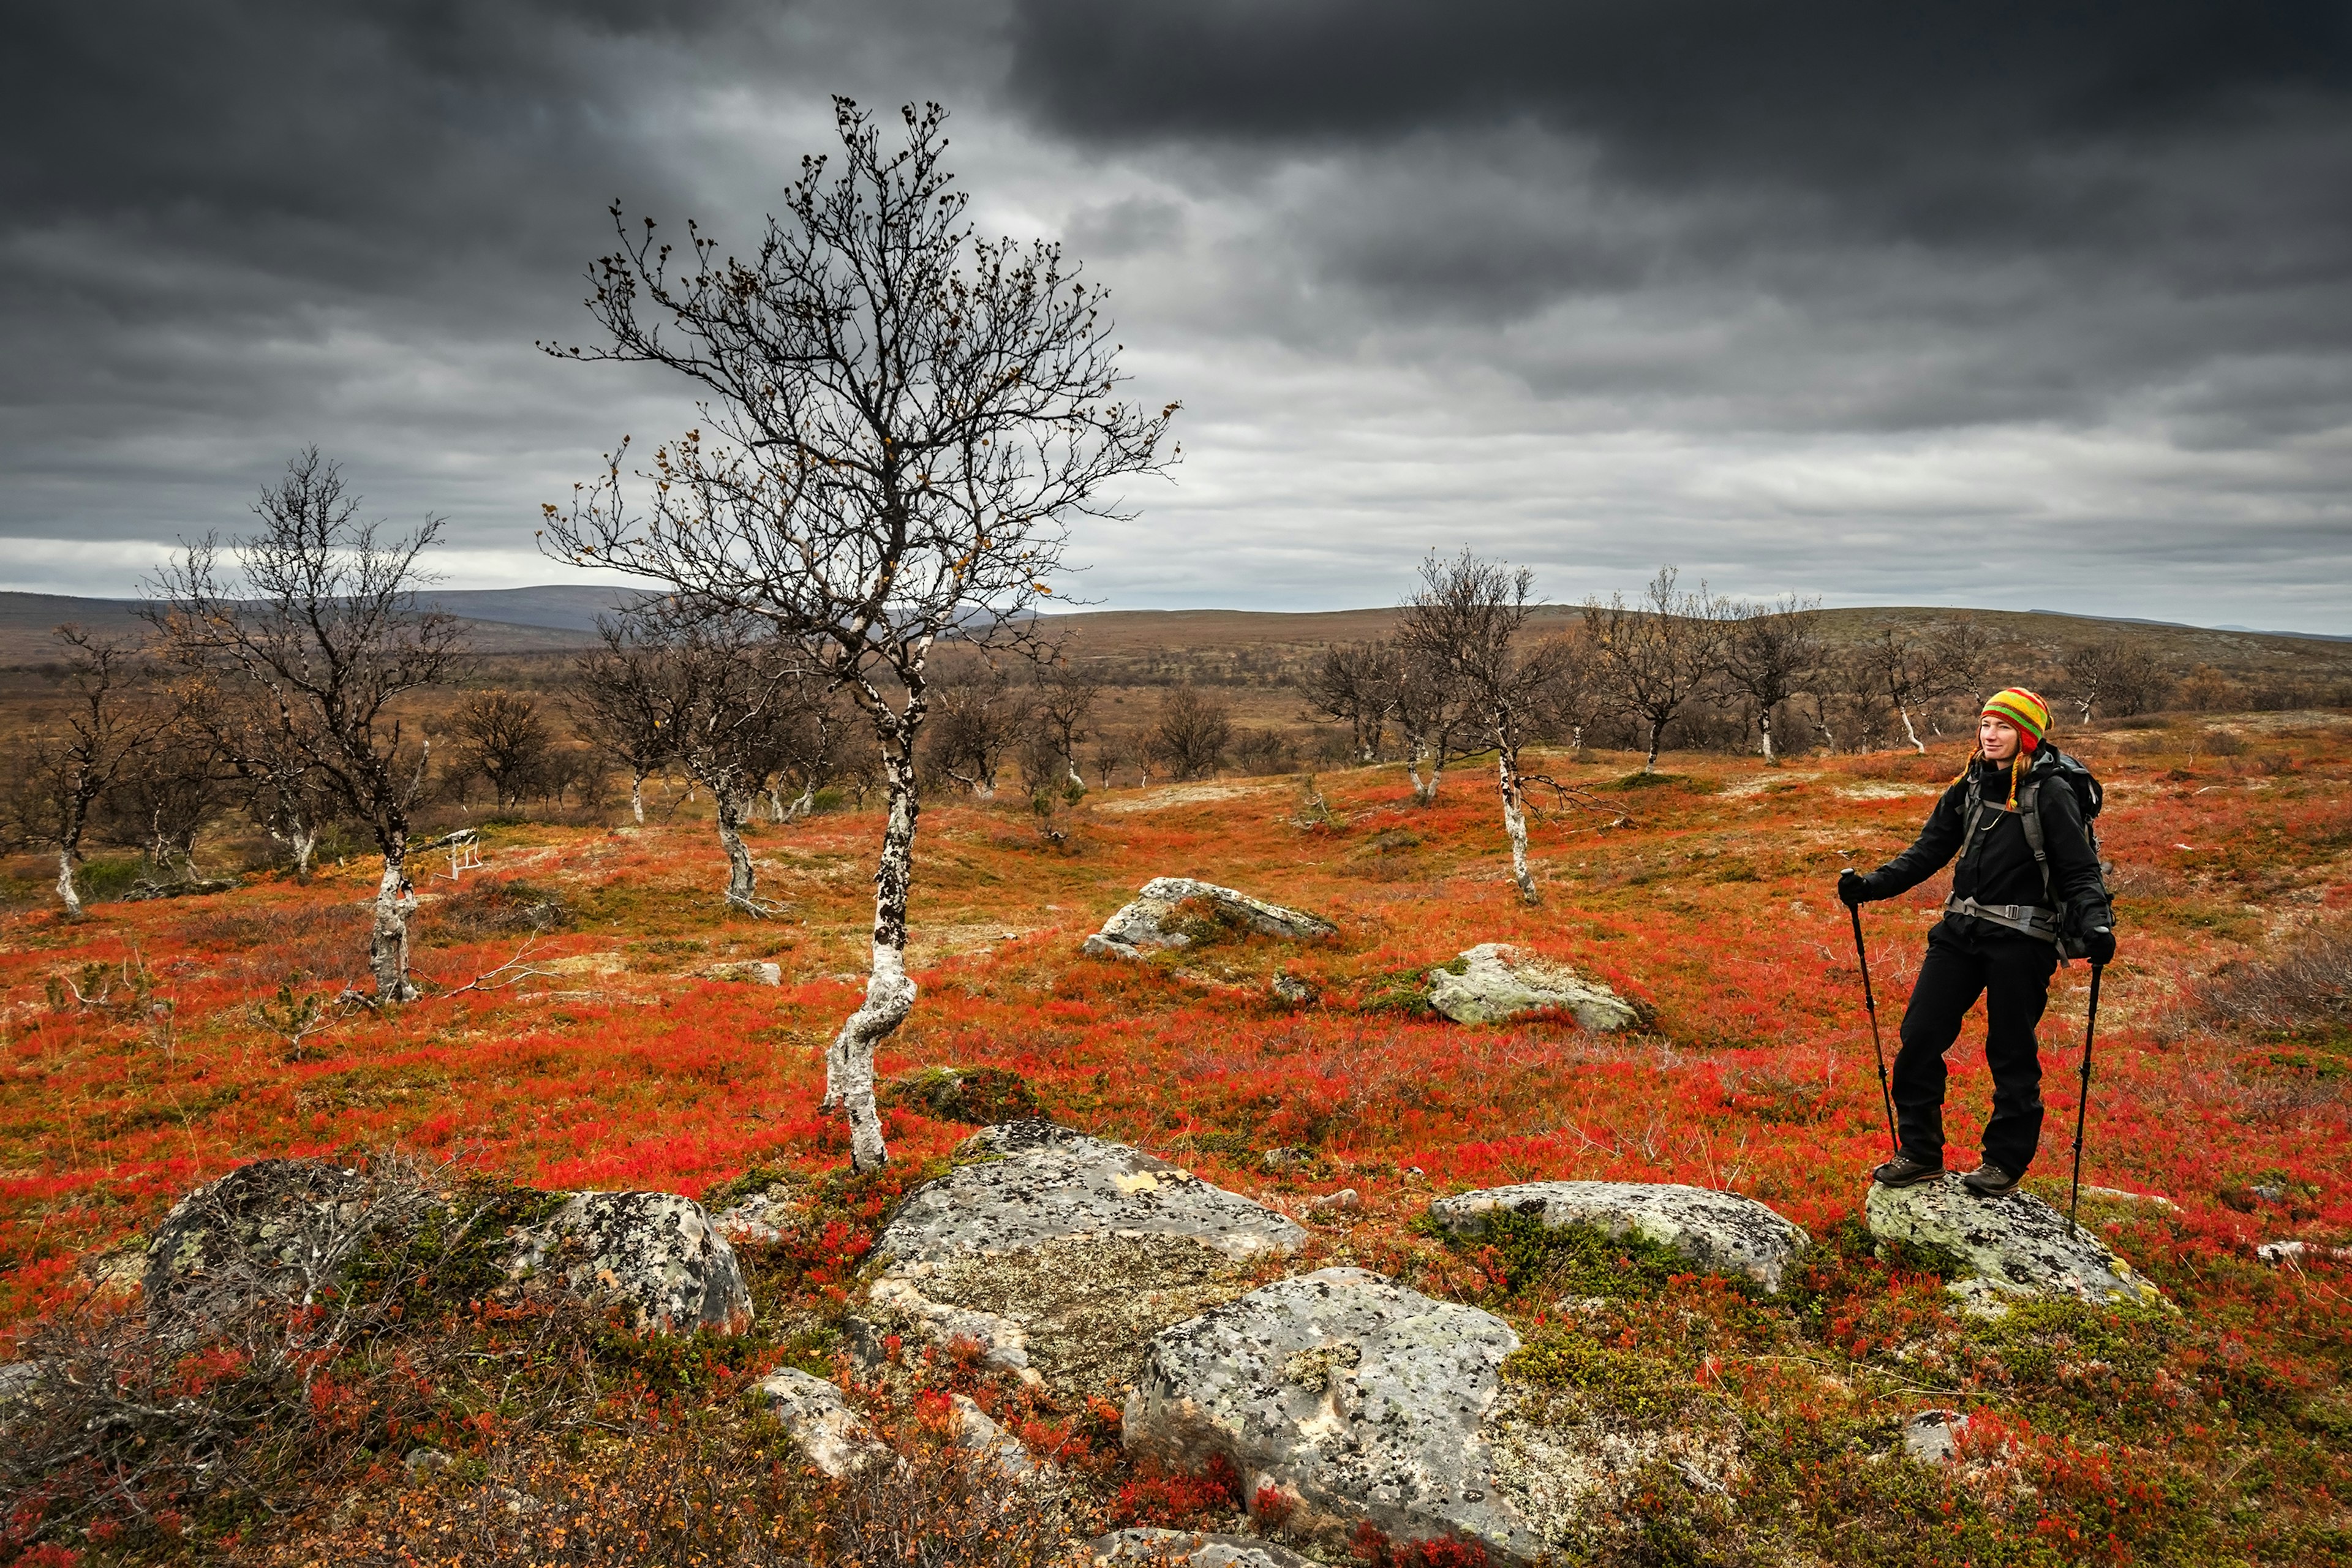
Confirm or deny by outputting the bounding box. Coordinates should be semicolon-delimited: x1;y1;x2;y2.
1961;1163;2021;1198
1872;1154;1944;1188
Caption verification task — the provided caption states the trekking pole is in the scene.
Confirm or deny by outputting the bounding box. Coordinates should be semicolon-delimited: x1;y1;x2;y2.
2068;963;2105;1238
1849;904;1899;1156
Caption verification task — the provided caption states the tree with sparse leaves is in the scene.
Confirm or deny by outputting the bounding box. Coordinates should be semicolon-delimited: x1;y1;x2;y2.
540;100;1177;1169
148;450;467;1001
1584;566;1735;772
4;627;153;917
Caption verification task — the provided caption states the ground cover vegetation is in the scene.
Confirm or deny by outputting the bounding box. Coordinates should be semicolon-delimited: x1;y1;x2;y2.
0;697;2346;1564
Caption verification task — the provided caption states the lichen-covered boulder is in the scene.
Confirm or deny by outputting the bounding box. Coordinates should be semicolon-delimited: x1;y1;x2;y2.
1084;1529;1318;1568
1428;1182;1811;1292
505;1191;753;1334
1084;878;1335;962
1425;946;1641;1030
1126;1268;1735;1564
143;1159;377;1330
850;1123;1305;1400
758;1368;883;1478
1864;1177;2170;1317
702;960;782;985
1125;1267;1533;1559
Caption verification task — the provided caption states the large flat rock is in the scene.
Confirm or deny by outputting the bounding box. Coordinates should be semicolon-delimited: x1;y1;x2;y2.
853;1123;1306;1400
1428;1182;1811;1293
1084;878;1336;962
1125;1267;1534;1560
1084;1530;1317;1568
1426;945;1640;1031
1864;1177;2170;1317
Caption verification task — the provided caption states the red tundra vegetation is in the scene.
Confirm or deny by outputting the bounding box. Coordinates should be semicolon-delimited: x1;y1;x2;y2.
1;714;2347;1565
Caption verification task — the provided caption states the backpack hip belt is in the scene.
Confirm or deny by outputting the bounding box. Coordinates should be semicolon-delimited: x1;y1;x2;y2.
1944;894;2061;942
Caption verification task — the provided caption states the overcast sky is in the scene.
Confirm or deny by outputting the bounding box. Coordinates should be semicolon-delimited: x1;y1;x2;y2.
6;1;2350;628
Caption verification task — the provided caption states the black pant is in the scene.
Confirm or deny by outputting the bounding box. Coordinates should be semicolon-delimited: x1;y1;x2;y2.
1892;919;2059;1174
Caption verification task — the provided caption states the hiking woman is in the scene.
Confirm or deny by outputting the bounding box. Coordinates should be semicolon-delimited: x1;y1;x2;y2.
1837;688;2115;1197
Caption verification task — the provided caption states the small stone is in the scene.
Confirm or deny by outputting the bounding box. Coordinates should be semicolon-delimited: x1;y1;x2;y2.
758;1368;884;1479
1270;974;1317;1005
1310;1188;1360;1214
403;1447;453;1479
880;1065;1042;1126
1864;1176;2169;1317
1261;1147;1314;1174
1426;945;1642;1031
709;1183;799;1247
702;960;782;986
1085;1529;1319;1568
1901;1409;1967;1466
1430;1181;1811;1293
1084;878;1336;962
950;1393;1038;1480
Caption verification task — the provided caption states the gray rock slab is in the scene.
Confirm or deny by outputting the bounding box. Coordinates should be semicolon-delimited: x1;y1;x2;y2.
1084;878;1336;962
703;960;782;985
950;1393;1038;1480
1084;1529;1319;1568
855;1126;1306;1401
876;1134;1305;1268
507;1191;753;1334
1864;1177;2170;1317
1125;1267;1534;1561
1428;1182;1812;1293
758;1368;883;1479
1425;945;1640;1031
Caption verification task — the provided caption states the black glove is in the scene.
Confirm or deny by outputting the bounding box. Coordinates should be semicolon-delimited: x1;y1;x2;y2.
1838;869;1871;908
2082;926;2116;966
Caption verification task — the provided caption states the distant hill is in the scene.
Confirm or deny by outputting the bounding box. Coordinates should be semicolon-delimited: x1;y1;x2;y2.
0;586;656;662
4;589;2348;692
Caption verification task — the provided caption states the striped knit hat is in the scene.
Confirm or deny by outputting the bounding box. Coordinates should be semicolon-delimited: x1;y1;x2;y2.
1981;687;2051;749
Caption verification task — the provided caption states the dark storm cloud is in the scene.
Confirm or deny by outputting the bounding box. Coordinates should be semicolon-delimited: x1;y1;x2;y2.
2;0;2350;628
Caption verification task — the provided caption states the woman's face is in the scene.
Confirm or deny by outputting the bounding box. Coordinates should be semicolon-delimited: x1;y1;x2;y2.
1979;713;2021;762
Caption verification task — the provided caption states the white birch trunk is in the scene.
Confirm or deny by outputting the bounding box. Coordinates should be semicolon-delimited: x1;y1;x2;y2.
369;840;418;1001
1898;703;1926;754
630;773;646;824
55;846;83;919
1759;712;1777;766
715;788;760;911
823;734;921;1170
1497;739;1536;905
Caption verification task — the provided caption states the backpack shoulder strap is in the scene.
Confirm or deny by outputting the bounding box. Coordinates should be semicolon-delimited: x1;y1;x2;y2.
2017;774;2052;903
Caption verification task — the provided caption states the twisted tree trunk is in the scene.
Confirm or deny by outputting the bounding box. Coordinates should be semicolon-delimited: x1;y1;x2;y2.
823;731;920;1170
368;837;418;1001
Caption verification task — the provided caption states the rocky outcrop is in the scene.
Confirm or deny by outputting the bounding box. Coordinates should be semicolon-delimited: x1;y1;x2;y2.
1864;1177;2170;1317
850;1123;1305;1400
1428;1182;1811;1293
1125;1268;1735;1563
143;1160;381;1332
1125;1267;1532;1559
710;1180;799;1247
505;1191;753;1335
1084;1530;1318;1568
758;1369;883;1478
1425;946;1642;1031
1084;878;1336;962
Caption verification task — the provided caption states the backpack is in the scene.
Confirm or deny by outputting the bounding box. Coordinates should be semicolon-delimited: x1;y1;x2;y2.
1957;747;2110;958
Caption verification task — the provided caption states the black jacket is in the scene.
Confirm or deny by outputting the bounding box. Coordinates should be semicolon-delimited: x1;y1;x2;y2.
1858;752;2113;938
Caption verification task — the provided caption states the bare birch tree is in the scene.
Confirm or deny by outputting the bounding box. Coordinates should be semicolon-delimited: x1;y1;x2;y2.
1399;550;1559;904
564;639;673;825
1584;566;1733;772
1721;595;1823;764
148;451;465;999
541;100;1177;1168
1303;642;1398;764
1857;625;1937;753
1032;660;1099;790
7;628;152;917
